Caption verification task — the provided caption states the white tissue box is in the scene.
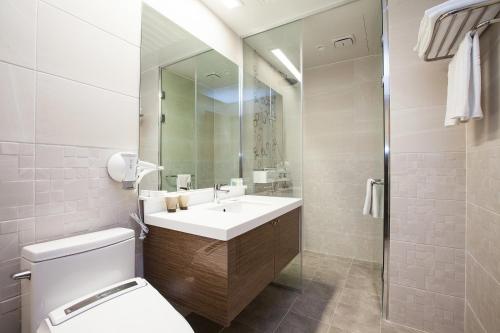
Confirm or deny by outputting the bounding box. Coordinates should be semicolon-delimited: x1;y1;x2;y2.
253;169;278;183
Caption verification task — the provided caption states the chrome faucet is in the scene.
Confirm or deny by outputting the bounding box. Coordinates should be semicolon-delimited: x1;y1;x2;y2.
214;184;230;204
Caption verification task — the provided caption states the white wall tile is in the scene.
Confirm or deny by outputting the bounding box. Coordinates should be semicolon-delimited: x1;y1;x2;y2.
37;2;140;97
0;0;37;68
0;63;35;143
36;73;138;150
40;0;141;46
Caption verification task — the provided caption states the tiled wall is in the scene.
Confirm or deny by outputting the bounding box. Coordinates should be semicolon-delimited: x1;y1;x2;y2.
464;23;500;333
302;55;384;263
0;1;141;332
387;0;466;332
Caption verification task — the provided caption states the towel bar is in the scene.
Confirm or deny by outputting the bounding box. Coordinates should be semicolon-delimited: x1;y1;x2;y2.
424;0;500;61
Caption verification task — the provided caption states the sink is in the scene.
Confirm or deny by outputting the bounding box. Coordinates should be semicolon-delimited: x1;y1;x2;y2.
208;200;270;213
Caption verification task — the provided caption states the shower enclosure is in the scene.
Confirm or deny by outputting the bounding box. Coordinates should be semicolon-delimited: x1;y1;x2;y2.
241;0;386;308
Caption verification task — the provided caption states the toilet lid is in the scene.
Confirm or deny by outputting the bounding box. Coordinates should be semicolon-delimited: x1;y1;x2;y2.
37;278;193;333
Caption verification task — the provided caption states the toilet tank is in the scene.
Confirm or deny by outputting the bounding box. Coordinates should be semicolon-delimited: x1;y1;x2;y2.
20;228;135;333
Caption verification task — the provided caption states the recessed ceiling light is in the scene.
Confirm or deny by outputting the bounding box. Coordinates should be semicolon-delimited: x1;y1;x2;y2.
222;0;244;9
271;49;302;82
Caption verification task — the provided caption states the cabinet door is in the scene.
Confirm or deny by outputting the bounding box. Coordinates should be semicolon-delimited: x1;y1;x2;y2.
274;208;300;275
227;221;275;322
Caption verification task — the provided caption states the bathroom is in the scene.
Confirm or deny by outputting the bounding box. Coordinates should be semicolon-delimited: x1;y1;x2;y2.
0;0;499;332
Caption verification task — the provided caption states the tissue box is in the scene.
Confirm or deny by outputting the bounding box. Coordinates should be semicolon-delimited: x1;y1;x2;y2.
253;169;277;183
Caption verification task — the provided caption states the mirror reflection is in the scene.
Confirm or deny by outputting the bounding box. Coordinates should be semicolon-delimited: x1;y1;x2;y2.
139;3;240;191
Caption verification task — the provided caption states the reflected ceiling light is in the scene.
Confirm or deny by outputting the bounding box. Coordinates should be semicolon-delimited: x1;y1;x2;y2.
271;49;302;82
222;0;243;9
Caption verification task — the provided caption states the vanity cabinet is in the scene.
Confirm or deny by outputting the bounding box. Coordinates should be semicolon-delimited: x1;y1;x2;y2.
143;207;300;326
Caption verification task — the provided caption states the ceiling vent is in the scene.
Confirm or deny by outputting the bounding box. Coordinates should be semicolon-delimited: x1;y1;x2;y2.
333;35;355;48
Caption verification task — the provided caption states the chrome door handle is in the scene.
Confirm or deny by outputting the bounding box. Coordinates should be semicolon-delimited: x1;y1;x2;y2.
12;271;31;280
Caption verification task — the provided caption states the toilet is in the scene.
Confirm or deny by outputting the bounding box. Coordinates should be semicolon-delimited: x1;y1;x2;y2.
16;228;193;333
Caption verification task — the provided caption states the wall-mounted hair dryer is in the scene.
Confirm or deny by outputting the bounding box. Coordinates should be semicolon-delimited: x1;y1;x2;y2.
107;152;163;189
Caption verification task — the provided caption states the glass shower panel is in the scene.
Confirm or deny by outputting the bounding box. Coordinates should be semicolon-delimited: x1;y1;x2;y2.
243;20;303;289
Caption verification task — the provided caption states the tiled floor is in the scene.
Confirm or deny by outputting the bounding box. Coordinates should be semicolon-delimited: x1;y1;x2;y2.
183;251;422;333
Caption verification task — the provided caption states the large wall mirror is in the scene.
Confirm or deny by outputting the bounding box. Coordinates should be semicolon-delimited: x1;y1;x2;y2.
139;2;240;191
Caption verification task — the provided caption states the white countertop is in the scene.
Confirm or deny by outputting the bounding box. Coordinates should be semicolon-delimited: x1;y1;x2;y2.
145;195;303;241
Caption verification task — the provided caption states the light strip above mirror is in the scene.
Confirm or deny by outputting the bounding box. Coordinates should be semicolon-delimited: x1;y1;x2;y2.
271;49;302;82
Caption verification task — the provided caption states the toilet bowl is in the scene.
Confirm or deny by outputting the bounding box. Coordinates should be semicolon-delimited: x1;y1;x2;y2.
15;228;193;333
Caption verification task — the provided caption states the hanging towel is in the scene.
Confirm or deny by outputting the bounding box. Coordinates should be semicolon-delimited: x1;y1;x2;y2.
470;32;483;120
445;32;473;126
414;0;487;59
363;179;384;219
176;174;191;191
445;31;483;126
363;179;374;216
371;183;384;219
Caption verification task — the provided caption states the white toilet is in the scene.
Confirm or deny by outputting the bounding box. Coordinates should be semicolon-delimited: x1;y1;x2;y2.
15;228;193;333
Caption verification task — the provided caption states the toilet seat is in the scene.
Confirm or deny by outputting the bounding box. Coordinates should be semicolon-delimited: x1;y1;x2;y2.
36;278;193;333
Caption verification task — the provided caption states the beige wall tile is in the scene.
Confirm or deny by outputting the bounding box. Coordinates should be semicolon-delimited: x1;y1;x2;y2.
388;283;464;333
464;304;486;333
303;56;384;263
466;255;500;333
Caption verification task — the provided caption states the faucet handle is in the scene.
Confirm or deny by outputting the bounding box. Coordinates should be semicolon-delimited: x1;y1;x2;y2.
214;184;227;190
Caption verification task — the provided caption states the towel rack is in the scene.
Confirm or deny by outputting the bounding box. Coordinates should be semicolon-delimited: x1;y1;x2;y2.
424;0;500;61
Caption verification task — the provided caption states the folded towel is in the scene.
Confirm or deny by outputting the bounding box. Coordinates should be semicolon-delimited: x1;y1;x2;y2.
414;0;486;59
445;31;483;126
176;174;191;191
363;179;384;219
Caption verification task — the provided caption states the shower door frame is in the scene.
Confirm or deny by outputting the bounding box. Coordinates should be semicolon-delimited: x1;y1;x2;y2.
381;0;391;320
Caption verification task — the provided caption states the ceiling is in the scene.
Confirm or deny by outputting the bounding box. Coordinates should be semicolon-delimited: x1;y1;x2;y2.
199;0;360;37
242;0;382;78
141;4;210;71
302;0;382;68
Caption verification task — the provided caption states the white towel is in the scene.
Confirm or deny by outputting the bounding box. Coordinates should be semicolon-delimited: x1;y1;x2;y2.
363;179;384;219
470;32;483;120
414;0;486;59
371;183;384;219
363;179;374;216
176;174;191;191
445;31;483;126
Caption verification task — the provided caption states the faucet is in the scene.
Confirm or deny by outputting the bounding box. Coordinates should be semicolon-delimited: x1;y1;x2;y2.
214;184;230;204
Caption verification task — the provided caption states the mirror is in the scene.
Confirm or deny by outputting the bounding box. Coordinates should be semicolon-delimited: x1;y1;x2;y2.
139;3;240;191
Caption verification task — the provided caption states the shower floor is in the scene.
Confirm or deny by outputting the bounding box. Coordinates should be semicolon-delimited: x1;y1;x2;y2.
180;251;419;333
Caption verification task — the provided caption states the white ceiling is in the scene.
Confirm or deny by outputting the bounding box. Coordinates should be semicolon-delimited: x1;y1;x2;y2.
140;4;210;71
302;0;382;68
199;0;360;37
242;0;382;77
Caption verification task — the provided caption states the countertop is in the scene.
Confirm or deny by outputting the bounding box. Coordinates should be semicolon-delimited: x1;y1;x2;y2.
144;195;303;241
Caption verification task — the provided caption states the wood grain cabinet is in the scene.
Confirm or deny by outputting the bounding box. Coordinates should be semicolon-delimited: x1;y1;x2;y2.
143;207;301;326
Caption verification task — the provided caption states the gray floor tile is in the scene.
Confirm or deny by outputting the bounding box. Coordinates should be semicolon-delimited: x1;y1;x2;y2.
381;320;423;333
290;293;338;324
222;321;262;333
233;284;299;332
345;260;382;296
185;313;224;333
275;311;331;333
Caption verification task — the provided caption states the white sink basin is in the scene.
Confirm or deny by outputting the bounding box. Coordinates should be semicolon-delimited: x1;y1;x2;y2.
207;200;270;213
145;195;303;240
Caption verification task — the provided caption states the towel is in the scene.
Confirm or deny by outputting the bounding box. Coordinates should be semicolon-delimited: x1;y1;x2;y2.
176;174;191;191
445;31;483;126
414;0;486;59
363;179;384;219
